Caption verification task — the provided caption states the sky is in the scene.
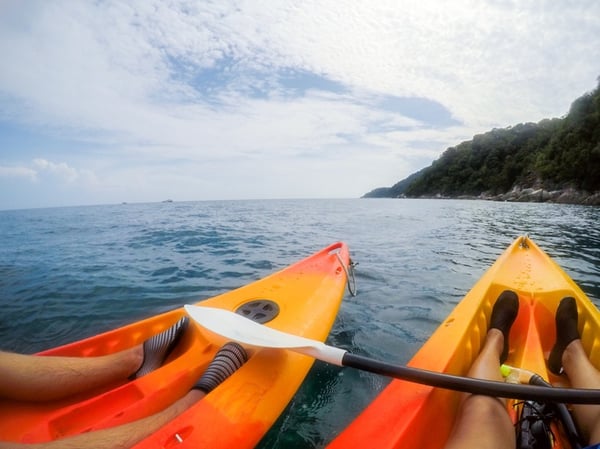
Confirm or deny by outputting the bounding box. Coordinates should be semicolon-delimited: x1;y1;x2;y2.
0;1;599;210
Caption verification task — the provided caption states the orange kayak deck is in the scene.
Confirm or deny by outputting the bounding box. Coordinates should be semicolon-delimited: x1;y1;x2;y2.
329;236;598;449
0;242;352;448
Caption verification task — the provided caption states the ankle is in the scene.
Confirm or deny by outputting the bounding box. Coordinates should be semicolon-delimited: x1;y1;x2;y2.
486;328;504;343
486;329;505;359
561;339;583;376
124;346;144;377
132;346;144;374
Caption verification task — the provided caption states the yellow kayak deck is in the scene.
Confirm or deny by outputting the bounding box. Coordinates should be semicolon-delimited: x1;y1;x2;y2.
329;236;599;449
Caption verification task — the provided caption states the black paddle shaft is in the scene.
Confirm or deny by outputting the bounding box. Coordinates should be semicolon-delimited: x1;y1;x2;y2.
342;353;600;404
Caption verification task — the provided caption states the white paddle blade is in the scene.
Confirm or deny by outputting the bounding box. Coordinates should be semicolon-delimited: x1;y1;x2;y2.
184;305;346;366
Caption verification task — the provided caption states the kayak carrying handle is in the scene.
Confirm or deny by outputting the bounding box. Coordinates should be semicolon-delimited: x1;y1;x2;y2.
335;253;357;296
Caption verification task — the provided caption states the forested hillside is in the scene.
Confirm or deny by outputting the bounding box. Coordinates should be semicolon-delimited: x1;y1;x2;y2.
364;79;600;203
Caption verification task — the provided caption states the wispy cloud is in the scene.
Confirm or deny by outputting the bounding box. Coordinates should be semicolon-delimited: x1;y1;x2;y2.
0;165;37;181
32;159;84;184
0;159;97;185
0;0;598;208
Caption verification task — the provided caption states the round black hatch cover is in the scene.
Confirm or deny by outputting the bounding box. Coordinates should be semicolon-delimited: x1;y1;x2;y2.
235;299;280;324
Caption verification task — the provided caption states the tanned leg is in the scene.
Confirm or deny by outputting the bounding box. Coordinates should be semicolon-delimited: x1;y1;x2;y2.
444;291;519;449
0;316;189;402
562;340;600;445
0;342;248;449
548;297;600;445
0;390;204;449
444;329;515;449
0;348;143;402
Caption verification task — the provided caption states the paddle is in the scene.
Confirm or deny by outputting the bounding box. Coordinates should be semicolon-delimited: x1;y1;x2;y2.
184;305;600;404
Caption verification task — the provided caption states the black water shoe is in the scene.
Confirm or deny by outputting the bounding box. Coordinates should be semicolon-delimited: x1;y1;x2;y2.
548;297;579;375
490;290;519;363
194;342;248;393
132;316;189;378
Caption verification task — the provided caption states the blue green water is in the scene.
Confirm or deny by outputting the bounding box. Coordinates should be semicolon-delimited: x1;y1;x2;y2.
1;199;599;447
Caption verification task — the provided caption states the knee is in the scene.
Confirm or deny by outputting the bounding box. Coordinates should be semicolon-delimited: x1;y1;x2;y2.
461;395;511;426
447;395;515;448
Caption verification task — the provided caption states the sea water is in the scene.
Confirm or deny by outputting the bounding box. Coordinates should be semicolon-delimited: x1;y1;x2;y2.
1;198;599;448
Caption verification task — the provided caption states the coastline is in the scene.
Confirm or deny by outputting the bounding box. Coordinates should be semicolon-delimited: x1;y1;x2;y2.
389;187;600;206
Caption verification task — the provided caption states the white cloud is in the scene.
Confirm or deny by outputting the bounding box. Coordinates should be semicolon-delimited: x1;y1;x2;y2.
0;159;97;186
33;159;81;183
3;0;598;132
0;165;37;181
0;0;598;208
246;0;599;125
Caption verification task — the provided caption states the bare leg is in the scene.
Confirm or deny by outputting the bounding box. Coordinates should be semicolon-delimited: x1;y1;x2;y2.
444;291;518;449
548;297;600;445
444;329;515;449
0;390;205;449
0;348;143;402
0;316;189;402
562;340;600;444
0;342;248;449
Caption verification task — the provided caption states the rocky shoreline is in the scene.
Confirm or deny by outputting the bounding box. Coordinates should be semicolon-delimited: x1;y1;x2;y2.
464;187;600;206
367;186;600;206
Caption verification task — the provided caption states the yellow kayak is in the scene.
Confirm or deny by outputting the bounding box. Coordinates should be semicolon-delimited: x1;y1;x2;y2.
0;242;353;448
329;235;598;449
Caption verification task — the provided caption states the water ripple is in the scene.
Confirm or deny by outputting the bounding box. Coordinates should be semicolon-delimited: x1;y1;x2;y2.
1;199;599;447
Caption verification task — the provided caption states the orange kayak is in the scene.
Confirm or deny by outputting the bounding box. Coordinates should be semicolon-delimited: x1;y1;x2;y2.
329;235;598;449
0;242;353;448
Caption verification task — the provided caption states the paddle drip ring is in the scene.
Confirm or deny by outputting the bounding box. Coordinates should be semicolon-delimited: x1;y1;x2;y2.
235;300;280;324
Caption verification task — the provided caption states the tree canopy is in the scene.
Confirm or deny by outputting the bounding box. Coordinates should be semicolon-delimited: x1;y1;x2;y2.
364;79;600;199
